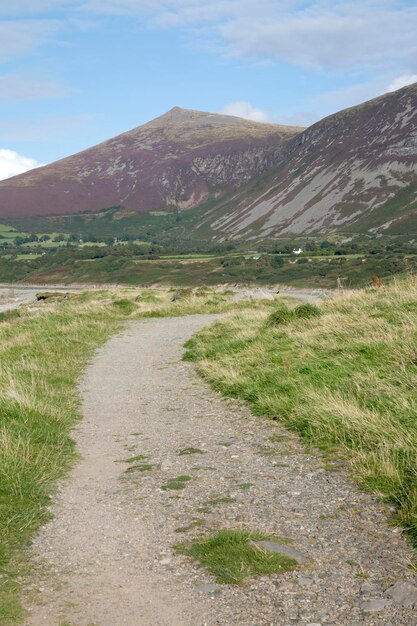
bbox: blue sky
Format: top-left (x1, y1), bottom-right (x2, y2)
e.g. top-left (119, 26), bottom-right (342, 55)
top-left (1, 0), bottom-right (417, 178)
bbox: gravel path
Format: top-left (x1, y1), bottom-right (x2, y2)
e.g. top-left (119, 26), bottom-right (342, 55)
top-left (0, 286), bottom-right (80, 312)
top-left (24, 315), bottom-right (417, 626)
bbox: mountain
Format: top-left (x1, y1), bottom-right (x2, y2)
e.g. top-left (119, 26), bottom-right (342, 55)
top-left (0, 108), bottom-right (301, 218)
top-left (1, 85), bottom-right (416, 239)
top-left (201, 83), bottom-right (417, 239)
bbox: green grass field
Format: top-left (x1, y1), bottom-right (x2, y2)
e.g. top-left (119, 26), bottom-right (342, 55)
top-left (184, 278), bottom-right (417, 546)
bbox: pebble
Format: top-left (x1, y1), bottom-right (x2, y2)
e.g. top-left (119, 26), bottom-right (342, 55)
top-left (254, 540), bottom-right (308, 564)
top-left (360, 598), bottom-right (392, 612)
top-left (197, 584), bottom-right (220, 594)
top-left (385, 580), bottom-right (417, 607)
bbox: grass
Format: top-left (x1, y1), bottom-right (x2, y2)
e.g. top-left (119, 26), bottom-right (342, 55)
top-left (125, 463), bottom-right (153, 472)
top-left (0, 299), bottom-right (121, 624)
top-left (175, 529), bottom-right (297, 584)
top-left (124, 454), bottom-right (147, 463)
top-left (184, 277), bottom-right (417, 546)
top-left (178, 447), bottom-right (205, 456)
top-left (206, 496), bottom-right (236, 506)
top-left (174, 518), bottom-right (205, 533)
top-left (161, 475), bottom-right (193, 491)
top-left (0, 286), bottom-right (266, 624)
top-left (0, 310), bottom-right (20, 324)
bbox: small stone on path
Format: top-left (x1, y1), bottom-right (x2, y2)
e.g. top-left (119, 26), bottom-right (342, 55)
top-left (360, 598), bottom-right (392, 612)
top-left (197, 583), bottom-right (220, 594)
top-left (254, 540), bottom-right (308, 563)
top-left (385, 581), bottom-right (417, 607)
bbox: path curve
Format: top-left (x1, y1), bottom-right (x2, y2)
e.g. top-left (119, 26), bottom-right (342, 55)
top-left (25, 315), bottom-right (417, 625)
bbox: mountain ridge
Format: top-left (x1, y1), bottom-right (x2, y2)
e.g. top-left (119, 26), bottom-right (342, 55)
top-left (202, 83), bottom-right (417, 238)
top-left (0, 107), bottom-right (302, 218)
top-left (0, 86), bottom-right (416, 238)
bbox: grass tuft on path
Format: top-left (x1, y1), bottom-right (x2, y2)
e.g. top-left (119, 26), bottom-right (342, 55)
top-left (184, 277), bottom-right (417, 546)
top-left (161, 475), bottom-right (193, 491)
top-left (175, 529), bottom-right (297, 584)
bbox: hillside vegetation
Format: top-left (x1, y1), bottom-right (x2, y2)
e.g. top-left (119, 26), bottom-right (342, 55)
top-left (1, 232), bottom-right (416, 288)
top-left (185, 278), bottom-right (417, 544)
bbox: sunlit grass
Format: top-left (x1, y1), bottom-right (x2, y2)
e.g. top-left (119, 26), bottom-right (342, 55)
top-left (0, 286), bottom-right (273, 624)
top-left (175, 529), bottom-right (297, 584)
top-left (184, 277), bottom-right (417, 546)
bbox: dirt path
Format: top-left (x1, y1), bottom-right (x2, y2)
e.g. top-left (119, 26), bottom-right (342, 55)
top-left (24, 315), bottom-right (417, 625)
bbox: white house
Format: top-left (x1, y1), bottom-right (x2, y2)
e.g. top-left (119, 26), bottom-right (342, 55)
top-left (293, 247), bottom-right (303, 255)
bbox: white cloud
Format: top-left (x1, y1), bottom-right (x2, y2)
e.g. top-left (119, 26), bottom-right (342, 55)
top-left (3, 2), bottom-right (417, 77)
top-left (79, 1), bottom-right (417, 74)
top-left (219, 100), bottom-right (270, 122)
top-left (219, 3), bottom-right (417, 72)
top-left (0, 1), bottom-right (75, 15)
top-left (312, 73), bottom-right (417, 118)
top-left (0, 19), bottom-right (61, 63)
top-left (273, 112), bottom-right (318, 128)
top-left (387, 73), bottom-right (417, 92)
top-left (0, 115), bottom-right (92, 142)
top-left (0, 73), bottom-right (71, 101)
top-left (0, 149), bottom-right (44, 181)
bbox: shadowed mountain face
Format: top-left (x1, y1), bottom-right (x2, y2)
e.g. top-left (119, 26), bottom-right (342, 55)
top-left (205, 83), bottom-right (417, 238)
top-left (0, 108), bottom-right (301, 218)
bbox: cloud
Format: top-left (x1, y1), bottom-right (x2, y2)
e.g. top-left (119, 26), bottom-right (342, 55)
top-left (0, 73), bottom-right (72, 101)
top-left (219, 100), bottom-right (270, 122)
top-left (219, 2), bottom-right (417, 72)
top-left (77, 2), bottom-right (417, 75)
top-left (0, 1), bottom-right (75, 16)
top-left (273, 112), bottom-right (318, 128)
top-left (0, 115), bottom-right (92, 142)
top-left (0, 19), bottom-right (61, 63)
top-left (0, 149), bottom-right (44, 180)
top-left (387, 73), bottom-right (417, 92)
top-left (220, 101), bottom-right (316, 128)
top-left (312, 71), bottom-right (417, 119)
top-left (3, 2), bottom-right (417, 77)
top-left (312, 80), bottom-right (383, 116)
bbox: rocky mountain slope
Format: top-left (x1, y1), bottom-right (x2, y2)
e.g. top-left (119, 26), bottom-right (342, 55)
top-left (0, 108), bottom-right (301, 218)
top-left (204, 83), bottom-right (417, 238)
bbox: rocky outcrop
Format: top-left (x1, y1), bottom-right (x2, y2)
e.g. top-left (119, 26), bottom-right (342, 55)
top-left (205, 82), bottom-right (417, 238)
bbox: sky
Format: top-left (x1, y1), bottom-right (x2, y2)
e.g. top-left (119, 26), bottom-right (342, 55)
top-left (1, 0), bottom-right (417, 179)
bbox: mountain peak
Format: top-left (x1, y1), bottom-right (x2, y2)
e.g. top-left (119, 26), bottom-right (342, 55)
top-left (145, 106), bottom-right (209, 128)
top-left (0, 103), bottom-right (299, 218)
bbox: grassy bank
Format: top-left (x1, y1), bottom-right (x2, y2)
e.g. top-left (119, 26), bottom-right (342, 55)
top-left (184, 278), bottom-right (417, 546)
top-left (0, 287), bottom-right (270, 624)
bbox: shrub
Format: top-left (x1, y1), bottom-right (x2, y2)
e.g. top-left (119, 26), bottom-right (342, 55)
top-left (294, 303), bottom-right (321, 319)
top-left (265, 305), bottom-right (295, 326)
top-left (0, 309), bottom-right (20, 323)
top-left (112, 299), bottom-right (136, 315)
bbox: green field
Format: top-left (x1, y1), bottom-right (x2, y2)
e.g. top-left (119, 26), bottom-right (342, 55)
top-left (1, 212), bottom-right (417, 289)
top-left (0, 246), bottom-right (415, 288)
